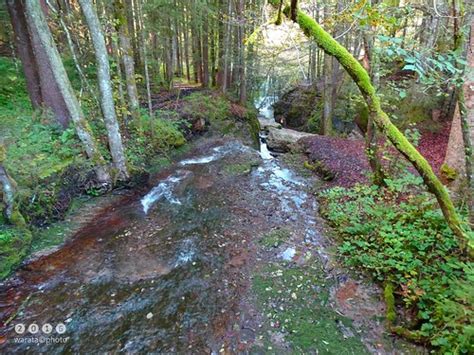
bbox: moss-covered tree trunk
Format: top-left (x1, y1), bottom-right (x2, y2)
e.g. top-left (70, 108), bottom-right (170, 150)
top-left (284, 5), bottom-right (471, 252)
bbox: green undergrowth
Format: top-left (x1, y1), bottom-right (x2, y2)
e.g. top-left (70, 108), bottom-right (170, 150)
top-left (0, 223), bottom-right (32, 279)
top-left (319, 173), bottom-right (474, 353)
top-left (126, 111), bottom-right (187, 172)
top-left (182, 92), bottom-right (260, 145)
top-left (252, 260), bottom-right (367, 353)
top-left (182, 92), bottom-right (231, 121)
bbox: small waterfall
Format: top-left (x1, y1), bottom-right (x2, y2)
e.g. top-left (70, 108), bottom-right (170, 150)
top-left (179, 146), bottom-right (223, 166)
top-left (256, 75), bottom-right (278, 160)
top-left (259, 132), bottom-right (273, 160)
top-left (141, 170), bottom-right (192, 214)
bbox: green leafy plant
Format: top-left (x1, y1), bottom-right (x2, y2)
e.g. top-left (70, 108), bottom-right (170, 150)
top-left (320, 174), bottom-right (473, 353)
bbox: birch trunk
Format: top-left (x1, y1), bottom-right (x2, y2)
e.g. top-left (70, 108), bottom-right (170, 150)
top-left (0, 145), bottom-right (25, 227)
top-left (79, 0), bottom-right (129, 182)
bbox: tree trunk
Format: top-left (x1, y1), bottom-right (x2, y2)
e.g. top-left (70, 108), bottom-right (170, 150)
top-left (216, 0), bottom-right (225, 88)
top-left (24, 0), bottom-right (71, 127)
top-left (183, 8), bottom-right (191, 81)
top-left (222, 0), bottom-right (232, 93)
top-left (237, 0), bottom-right (246, 103)
top-left (202, 6), bottom-right (210, 87)
top-left (114, 0), bottom-right (140, 122)
top-left (285, 5), bottom-right (471, 253)
top-left (25, 0), bottom-right (111, 185)
top-left (135, 0), bottom-right (152, 115)
top-left (210, 13), bottom-right (217, 87)
top-left (459, 17), bottom-right (474, 225)
top-left (79, 0), bottom-right (129, 182)
top-left (321, 52), bottom-right (332, 135)
top-left (111, 29), bottom-right (127, 119)
top-left (0, 145), bottom-right (26, 227)
top-left (125, 0), bottom-right (140, 70)
top-left (363, 33), bottom-right (386, 186)
top-left (6, 0), bottom-right (42, 109)
top-left (191, 19), bottom-right (201, 83)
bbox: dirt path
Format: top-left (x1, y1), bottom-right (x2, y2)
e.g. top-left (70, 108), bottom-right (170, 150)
top-left (0, 137), bottom-right (421, 353)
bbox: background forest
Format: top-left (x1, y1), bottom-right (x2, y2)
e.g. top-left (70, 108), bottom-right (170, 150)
top-left (0, 0), bottom-right (473, 353)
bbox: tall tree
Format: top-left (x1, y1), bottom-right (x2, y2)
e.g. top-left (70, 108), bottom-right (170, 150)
top-left (6, 0), bottom-right (42, 109)
top-left (25, 0), bottom-right (111, 185)
top-left (237, 0), bottom-right (246, 103)
top-left (114, 0), bottom-right (140, 122)
top-left (8, 0), bottom-right (71, 127)
top-left (459, 16), bottom-right (474, 225)
top-left (79, 0), bottom-right (130, 182)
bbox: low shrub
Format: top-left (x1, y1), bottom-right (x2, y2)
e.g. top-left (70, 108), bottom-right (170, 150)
top-left (320, 174), bottom-right (473, 353)
top-left (181, 92), bottom-right (231, 121)
top-left (126, 112), bottom-right (186, 170)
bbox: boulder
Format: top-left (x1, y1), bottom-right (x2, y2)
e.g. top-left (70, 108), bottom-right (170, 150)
top-left (273, 85), bottom-right (320, 129)
top-left (266, 127), bottom-right (316, 152)
top-left (258, 116), bottom-right (281, 131)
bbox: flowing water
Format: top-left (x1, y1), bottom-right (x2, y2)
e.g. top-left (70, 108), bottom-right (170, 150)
top-left (0, 134), bottom-right (331, 353)
top-left (0, 98), bottom-right (420, 353)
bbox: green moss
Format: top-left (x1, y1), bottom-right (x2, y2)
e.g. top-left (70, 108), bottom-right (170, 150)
top-left (0, 145), bottom-right (6, 162)
top-left (182, 92), bottom-right (231, 122)
top-left (304, 160), bottom-right (335, 181)
top-left (0, 226), bottom-right (32, 279)
top-left (245, 107), bottom-right (261, 146)
top-left (224, 161), bottom-right (259, 176)
top-left (440, 163), bottom-right (458, 182)
top-left (9, 209), bottom-right (26, 228)
top-left (252, 262), bottom-right (367, 353)
top-left (259, 228), bottom-right (291, 248)
top-left (384, 283), bottom-right (396, 324)
top-left (267, 0), bottom-right (280, 7)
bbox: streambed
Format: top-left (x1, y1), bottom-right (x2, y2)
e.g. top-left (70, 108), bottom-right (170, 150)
top-left (0, 135), bottom-right (419, 353)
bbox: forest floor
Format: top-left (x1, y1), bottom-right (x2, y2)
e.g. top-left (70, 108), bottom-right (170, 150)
top-left (300, 119), bottom-right (451, 187)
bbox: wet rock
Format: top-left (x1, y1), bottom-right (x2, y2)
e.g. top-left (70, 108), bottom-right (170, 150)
top-left (266, 128), bottom-right (316, 153)
top-left (258, 117), bottom-right (281, 131)
top-left (347, 127), bottom-right (365, 141)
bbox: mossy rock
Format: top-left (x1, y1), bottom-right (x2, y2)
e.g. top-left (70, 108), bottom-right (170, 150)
top-left (304, 160), bottom-right (335, 181)
top-left (224, 160), bottom-right (259, 176)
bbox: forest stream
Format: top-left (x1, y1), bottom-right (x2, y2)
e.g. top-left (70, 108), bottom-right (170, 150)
top-left (0, 100), bottom-right (422, 354)
top-left (0, 1), bottom-right (471, 352)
